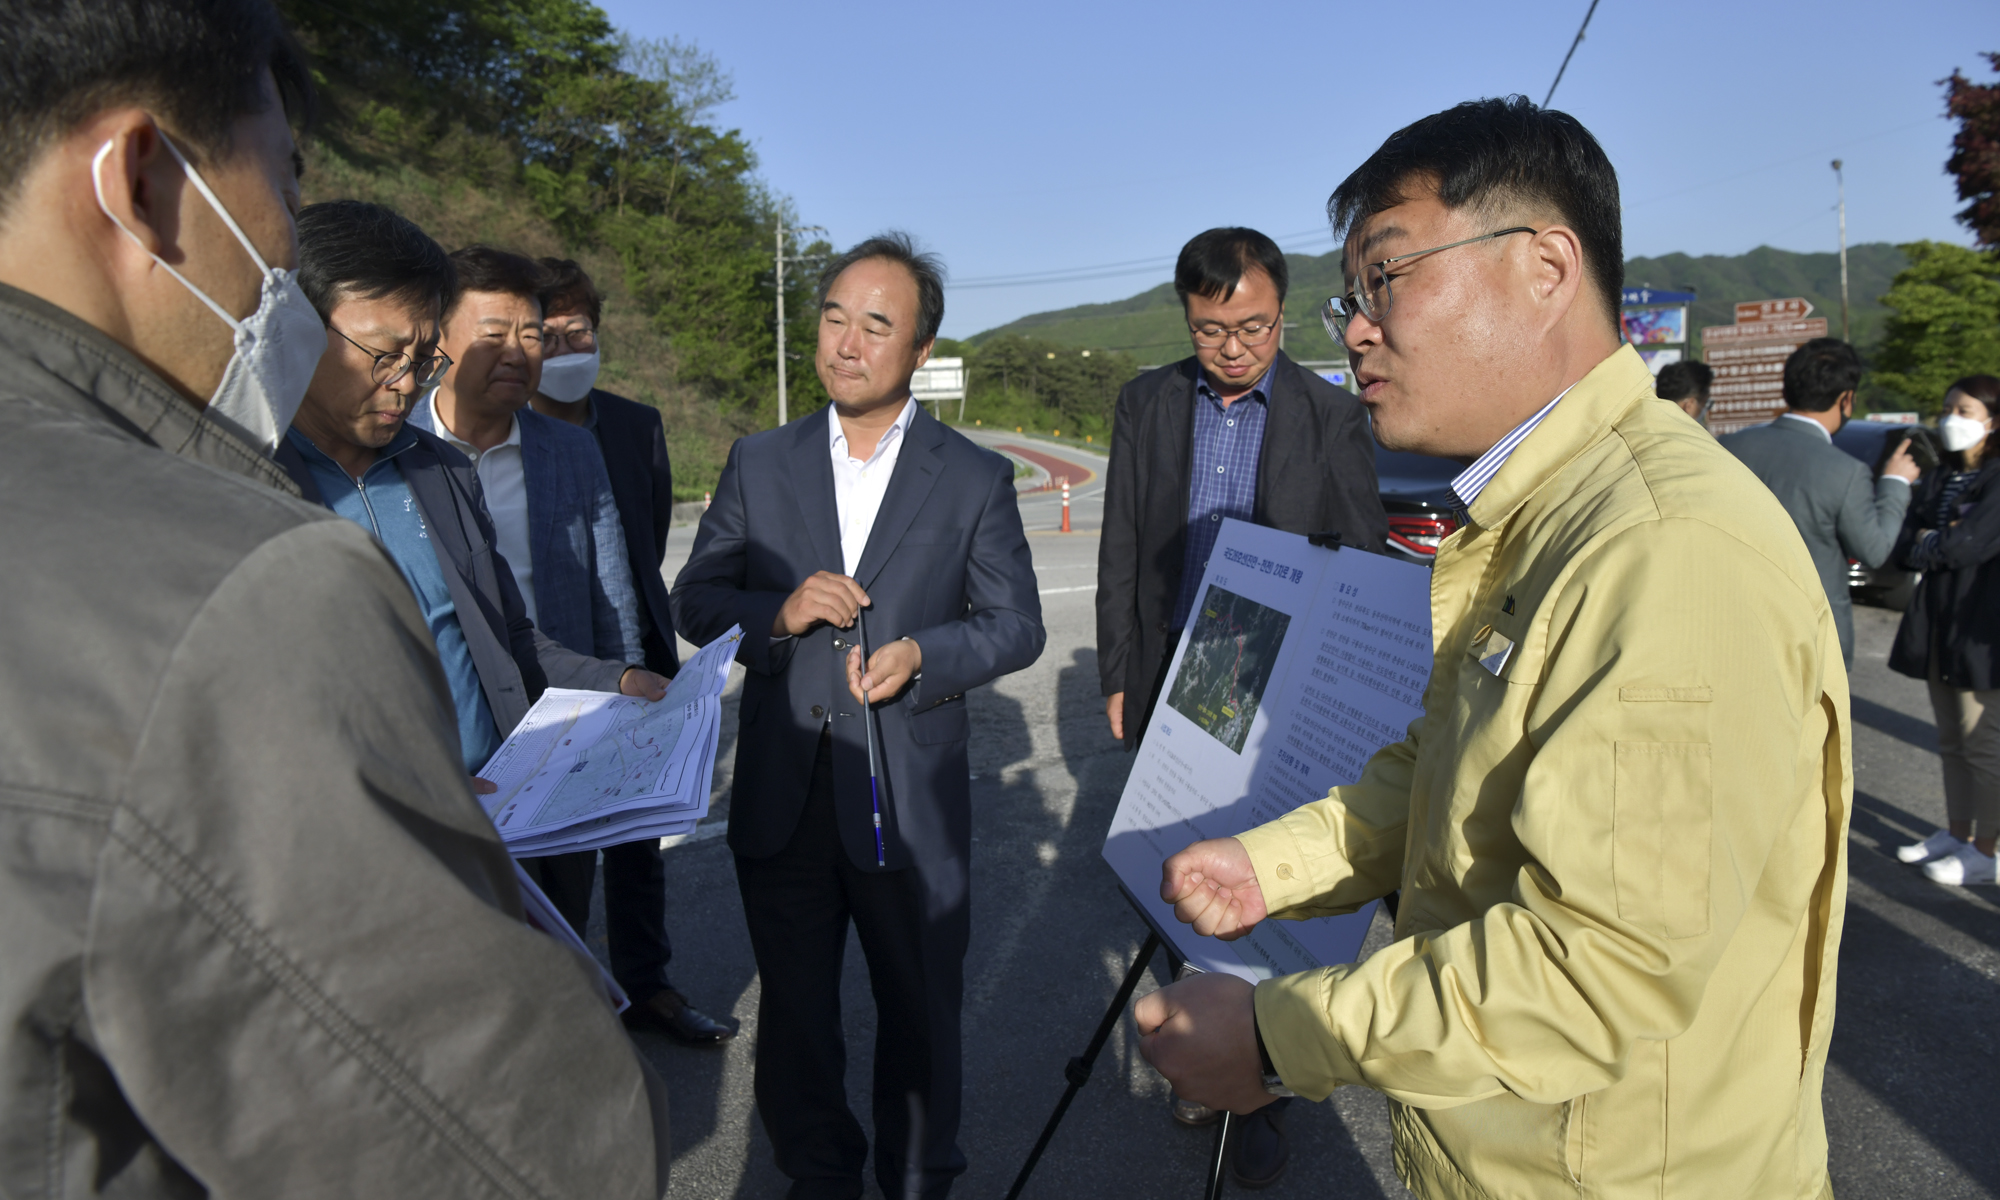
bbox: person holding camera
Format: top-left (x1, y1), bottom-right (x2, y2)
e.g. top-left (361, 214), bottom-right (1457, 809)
top-left (1721, 337), bottom-right (1919, 666)
top-left (1890, 375), bottom-right (2000, 887)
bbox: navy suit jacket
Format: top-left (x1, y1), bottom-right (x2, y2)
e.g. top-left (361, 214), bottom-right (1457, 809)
top-left (671, 402), bottom-right (1045, 882)
top-left (586, 389), bottom-right (679, 675)
top-left (411, 402), bottom-right (642, 663)
top-left (275, 427), bottom-right (626, 735)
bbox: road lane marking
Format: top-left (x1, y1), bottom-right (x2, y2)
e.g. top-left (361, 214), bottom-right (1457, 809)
top-left (1038, 585), bottom-right (1095, 595)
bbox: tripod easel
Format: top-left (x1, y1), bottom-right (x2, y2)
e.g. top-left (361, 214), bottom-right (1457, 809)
top-left (1004, 894), bottom-right (1241, 1200)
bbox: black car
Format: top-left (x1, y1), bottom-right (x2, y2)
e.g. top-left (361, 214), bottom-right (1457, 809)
top-left (1374, 443), bottom-right (1461, 563)
top-left (1832, 418), bottom-right (1936, 611)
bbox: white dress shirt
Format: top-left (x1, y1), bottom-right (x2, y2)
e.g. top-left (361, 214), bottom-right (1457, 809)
top-left (422, 394), bottom-right (536, 624)
top-left (830, 398), bottom-right (916, 576)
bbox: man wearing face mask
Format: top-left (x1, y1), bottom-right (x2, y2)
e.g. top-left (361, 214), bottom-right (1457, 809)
top-left (1723, 337), bottom-right (1920, 666)
top-left (0, 2), bottom-right (670, 1196)
top-left (524, 256), bottom-right (738, 1046)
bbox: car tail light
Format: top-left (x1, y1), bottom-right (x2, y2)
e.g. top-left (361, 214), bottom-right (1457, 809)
top-left (1387, 513), bottom-right (1459, 557)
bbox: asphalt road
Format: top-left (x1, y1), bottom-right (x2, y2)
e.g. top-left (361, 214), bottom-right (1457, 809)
top-left (613, 440), bottom-right (1998, 1199)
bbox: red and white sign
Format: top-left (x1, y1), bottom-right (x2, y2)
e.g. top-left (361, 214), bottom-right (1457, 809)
top-left (1734, 298), bottom-right (1814, 324)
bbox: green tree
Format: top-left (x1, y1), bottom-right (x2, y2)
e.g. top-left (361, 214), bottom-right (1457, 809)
top-left (1871, 241), bottom-right (2000, 412)
top-left (959, 337), bottom-right (1139, 437)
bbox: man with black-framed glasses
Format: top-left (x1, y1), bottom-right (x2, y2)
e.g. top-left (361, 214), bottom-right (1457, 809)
top-left (1094, 225), bottom-right (1384, 1188)
top-left (1137, 99), bottom-right (1852, 1200)
top-left (280, 200), bottom-right (668, 780)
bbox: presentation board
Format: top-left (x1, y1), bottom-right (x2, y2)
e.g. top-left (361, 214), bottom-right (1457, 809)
top-left (1102, 519), bottom-right (1434, 982)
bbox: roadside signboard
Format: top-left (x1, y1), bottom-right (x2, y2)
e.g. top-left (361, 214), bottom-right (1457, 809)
top-left (1701, 299), bottom-right (1826, 434)
top-left (1622, 305), bottom-right (1687, 346)
top-left (1621, 288), bottom-right (1695, 376)
top-left (1735, 298), bottom-right (1814, 324)
top-left (911, 357), bottom-right (966, 402)
top-left (1622, 288), bottom-right (1697, 307)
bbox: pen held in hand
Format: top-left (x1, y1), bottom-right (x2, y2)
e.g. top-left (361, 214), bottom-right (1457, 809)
top-left (858, 607), bottom-right (887, 868)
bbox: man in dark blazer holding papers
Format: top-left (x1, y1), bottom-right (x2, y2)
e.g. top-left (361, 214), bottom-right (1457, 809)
top-left (672, 233), bottom-right (1043, 1200)
top-left (1094, 227), bottom-right (1386, 1187)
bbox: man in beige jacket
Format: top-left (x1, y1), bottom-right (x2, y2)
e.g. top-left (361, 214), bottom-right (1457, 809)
top-left (1135, 97), bottom-right (1848, 1199)
top-left (0, 3), bottom-right (667, 1195)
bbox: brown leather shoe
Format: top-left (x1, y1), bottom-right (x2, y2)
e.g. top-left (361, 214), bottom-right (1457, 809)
top-left (621, 988), bottom-right (738, 1044)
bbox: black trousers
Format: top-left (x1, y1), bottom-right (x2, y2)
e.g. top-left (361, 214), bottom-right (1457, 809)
top-left (735, 733), bottom-right (968, 1200)
top-left (523, 839), bottom-right (674, 999)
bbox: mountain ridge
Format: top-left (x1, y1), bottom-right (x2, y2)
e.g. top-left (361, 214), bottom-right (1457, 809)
top-left (969, 243), bottom-right (1911, 365)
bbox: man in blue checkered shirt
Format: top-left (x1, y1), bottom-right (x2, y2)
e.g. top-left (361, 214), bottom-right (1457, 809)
top-left (1095, 227), bottom-right (1386, 1187)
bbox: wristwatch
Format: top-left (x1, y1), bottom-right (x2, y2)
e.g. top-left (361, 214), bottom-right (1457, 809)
top-left (1253, 1012), bottom-right (1296, 1098)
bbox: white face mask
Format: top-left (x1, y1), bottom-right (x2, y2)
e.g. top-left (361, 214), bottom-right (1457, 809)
top-left (538, 349), bottom-right (601, 404)
top-left (1940, 413), bottom-right (1991, 453)
top-left (93, 134), bottom-right (326, 455)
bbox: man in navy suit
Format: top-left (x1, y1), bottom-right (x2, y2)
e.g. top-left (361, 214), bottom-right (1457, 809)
top-left (527, 258), bottom-right (736, 1045)
top-left (673, 233), bottom-right (1045, 1200)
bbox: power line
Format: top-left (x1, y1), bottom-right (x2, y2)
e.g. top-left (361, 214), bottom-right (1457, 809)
top-left (1543, 0), bottom-right (1601, 108)
top-left (946, 225), bottom-right (1335, 291)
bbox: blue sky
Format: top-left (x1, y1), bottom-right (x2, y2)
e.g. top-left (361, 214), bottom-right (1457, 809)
top-left (596, 0), bottom-right (1999, 339)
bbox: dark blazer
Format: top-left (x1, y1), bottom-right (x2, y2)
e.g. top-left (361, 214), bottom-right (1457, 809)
top-left (670, 402), bottom-right (1045, 878)
top-left (409, 402), bottom-right (641, 663)
top-left (587, 389), bottom-right (680, 676)
top-left (1096, 351), bottom-right (1386, 747)
top-left (1722, 415), bottom-right (1909, 664)
top-left (276, 427), bottom-right (625, 733)
top-left (1890, 461), bottom-right (2000, 690)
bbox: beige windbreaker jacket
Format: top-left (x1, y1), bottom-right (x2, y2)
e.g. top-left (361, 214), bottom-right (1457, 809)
top-left (1238, 345), bottom-right (1848, 1199)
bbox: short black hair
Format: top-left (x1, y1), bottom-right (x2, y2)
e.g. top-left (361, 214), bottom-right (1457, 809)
top-left (297, 200), bottom-right (454, 325)
top-left (1174, 227), bottom-right (1288, 309)
top-left (1655, 359), bottom-right (1714, 405)
top-left (1328, 96), bottom-right (1624, 330)
top-left (0, 0), bottom-right (313, 211)
top-left (1782, 338), bottom-right (1862, 412)
top-left (816, 231), bottom-right (945, 345)
top-left (446, 246), bottom-right (548, 322)
top-left (538, 258), bottom-right (603, 328)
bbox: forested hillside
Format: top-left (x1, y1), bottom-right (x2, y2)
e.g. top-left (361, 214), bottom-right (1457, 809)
top-left (974, 243), bottom-right (1909, 367)
top-left (280, 0), bottom-right (827, 498)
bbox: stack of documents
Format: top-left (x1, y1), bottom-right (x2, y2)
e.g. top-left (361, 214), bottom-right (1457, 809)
top-left (478, 625), bottom-right (742, 855)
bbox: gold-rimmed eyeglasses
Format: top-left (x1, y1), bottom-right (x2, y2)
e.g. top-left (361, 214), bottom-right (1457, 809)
top-left (328, 325), bottom-right (452, 390)
top-left (1320, 226), bottom-right (1537, 349)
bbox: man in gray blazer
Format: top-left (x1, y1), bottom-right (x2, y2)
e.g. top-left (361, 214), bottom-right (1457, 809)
top-left (1722, 338), bottom-right (1918, 664)
top-left (673, 234), bottom-right (1044, 1200)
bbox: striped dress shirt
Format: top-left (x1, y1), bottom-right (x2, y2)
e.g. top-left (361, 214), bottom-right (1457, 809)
top-left (1171, 366), bottom-right (1273, 631)
top-left (1448, 387), bottom-right (1571, 514)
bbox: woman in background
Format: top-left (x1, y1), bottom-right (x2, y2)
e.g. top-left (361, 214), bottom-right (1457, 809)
top-left (1891, 374), bottom-right (2000, 885)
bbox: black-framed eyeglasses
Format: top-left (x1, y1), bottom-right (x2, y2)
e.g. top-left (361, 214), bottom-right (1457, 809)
top-left (1189, 318), bottom-right (1281, 349)
top-left (328, 324), bottom-right (452, 390)
top-left (1320, 227), bottom-right (1537, 349)
top-left (543, 323), bottom-right (598, 354)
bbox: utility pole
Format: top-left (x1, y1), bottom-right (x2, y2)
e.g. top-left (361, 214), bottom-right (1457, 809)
top-left (773, 219), bottom-right (828, 428)
top-left (1831, 160), bottom-right (1850, 343)
top-left (774, 215), bottom-right (787, 428)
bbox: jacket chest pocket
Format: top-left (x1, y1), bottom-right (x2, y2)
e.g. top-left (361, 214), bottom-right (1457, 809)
top-left (1613, 741), bottom-right (1713, 939)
